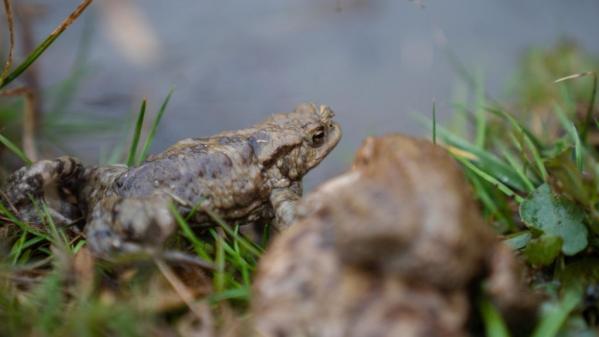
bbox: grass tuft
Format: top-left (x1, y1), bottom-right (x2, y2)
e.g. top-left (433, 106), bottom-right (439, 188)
top-left (137, 88), bottom-right (174, 164)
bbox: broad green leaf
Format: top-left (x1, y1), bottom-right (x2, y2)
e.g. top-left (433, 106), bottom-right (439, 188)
top-left (520, 184), bottom-right (588, 255)
top-left (523, 235), bottom-right (563, 266)
top-left (503, 231), bottom-right (532, 250)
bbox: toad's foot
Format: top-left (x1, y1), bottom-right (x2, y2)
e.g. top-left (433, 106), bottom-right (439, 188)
top-left (85, 194), bottom-right (176, 256)
top-left (3, 156), bottom-right (83, 224)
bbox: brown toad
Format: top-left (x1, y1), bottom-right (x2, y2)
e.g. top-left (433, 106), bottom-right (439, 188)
top-left (3, 103), bottom-right (341, 255)
top-left (252, 134), bottom-right (537, 337)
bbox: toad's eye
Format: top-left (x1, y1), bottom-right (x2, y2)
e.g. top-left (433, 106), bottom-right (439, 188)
top-left (310, 128), bottom-right (326, 147)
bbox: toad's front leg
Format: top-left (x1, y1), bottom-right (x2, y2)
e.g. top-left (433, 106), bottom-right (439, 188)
top-left (85, 194), bottom-right (176, 256)
top-left (269, 183), bottom-right (302, 230)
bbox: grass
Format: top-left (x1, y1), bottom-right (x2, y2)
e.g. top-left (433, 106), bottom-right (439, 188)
top-left (0, 0), bottom-right (93, 90)
top-left (126, 98), bottom-right (147, 167)
top-left (1, 7), bottom-right (599, 336)
top-left (433, 42), bottom-right (599, 337)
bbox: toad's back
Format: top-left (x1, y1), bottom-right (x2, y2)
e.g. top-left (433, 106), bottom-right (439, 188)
top-left (113, 136), bottom-right (269, 218)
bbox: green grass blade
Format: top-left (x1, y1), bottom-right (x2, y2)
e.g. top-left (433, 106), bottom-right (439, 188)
top-left (0, 132), bottom-right (32, 164)
top-left (432, 101), bottom-right (437, 144)
top-left (554, 103), bottom-right (585, 171)
top-left (480, 297), bottom-right (511, 337)
top-left (555, 72), bottom-right (597, 142)
top-left (10, 231), bottom-right (28, 265)
top-left (568, 122), bottom-right (583, 172)
top-left (126, 99), bottom-right (147, 167)
top-left (203, 208), bottom-right (263, 257)
top-left (208, 287), bottom-right (250, 303)
top-left (210, 229), bottom-right (253, 288)
top-left (487, 107), bottom-right (543, 149)
top-left (531, 286), bottom-right (581, 337)
top-left (474, 74), bottom-right (487, 148)
top-left (523, 135), bottom-right (545, 180)
top-left (137, 88), bottom-right (174, 164)
top-left (39, 203), bottom-right (69, 250)
top-left (487, 107), bottom-right (548, 180)
top-left (454, 156), bottom-right (524, 203)
top-left (433, 125), bottom-right (529, 192)
top-left (497, 144), bottom-right (536, 193)
top-left (213, 229), bottom-right (226, 293)
top-left (0, 0), bottom-right (93, 89)
top-left (0, 203), bottom-right (48, 240)
top-left (582, 72), bottom-right (597, 142)
top-left (169, 203), bottom-right (212, 261)
top-left (463, 169), bottom-right (514, 231)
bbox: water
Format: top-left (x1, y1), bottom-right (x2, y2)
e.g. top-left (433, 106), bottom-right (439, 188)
top-left (27, 0), bottom-right (599, 188)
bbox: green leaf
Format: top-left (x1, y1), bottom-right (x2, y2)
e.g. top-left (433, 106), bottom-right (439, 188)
top-left (523, 235), bottom-right (563, 266)
top-left (503, 231), bottom-right (532, 250)
top-left (520, 184), bottom-right (588, 255)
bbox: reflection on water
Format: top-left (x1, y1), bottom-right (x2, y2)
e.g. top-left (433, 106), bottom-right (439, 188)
top-left (29, 0), bottom-right (599, 188)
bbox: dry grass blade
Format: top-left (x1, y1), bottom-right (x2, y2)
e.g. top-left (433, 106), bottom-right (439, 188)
top-left (1, 0), bottom-right (15, 79)
top-left (0, 0), bottom-right (93, 89)
top-left (554, 71), bottom-right (597, 142)
top-left (554, 72), bottom-right (595, 83)
top-left (154, 257), bottom-right (213, 325)
top-left (0, 85), bottom-right (29, 97)
top-left (22, 89), bottom-right (37, 160)
top-left (48, 0), bottom-right (93, 41)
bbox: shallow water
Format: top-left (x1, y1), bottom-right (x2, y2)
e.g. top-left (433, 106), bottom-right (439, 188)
top-left (29, 0), bottom-right (599, 188)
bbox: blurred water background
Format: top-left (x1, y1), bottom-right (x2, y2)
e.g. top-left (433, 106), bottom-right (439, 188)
top-left (24, 0), bottom-right (599, 188)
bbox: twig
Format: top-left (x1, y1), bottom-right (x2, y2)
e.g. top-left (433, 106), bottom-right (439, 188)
top-left (22, 89), bottom-right (37, 160)
top-left (1, 0), bottom-right (15, 79)
top-left (154, 257), bottom-right (214, 326)
top-left (0, 85), bottom-right (29, 96)
top-left (15, 4), bottom-right (44, 161)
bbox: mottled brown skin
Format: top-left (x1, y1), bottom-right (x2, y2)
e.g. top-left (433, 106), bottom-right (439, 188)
top-left (3, 103), bottom-right (341, 255)
top-left (252, 134), bottom-right (537, 337)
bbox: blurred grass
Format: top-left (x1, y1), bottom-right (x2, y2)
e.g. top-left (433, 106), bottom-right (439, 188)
top-left (434, 41), bottom-right (599, 337)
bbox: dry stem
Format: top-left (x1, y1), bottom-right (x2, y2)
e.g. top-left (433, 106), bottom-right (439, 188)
top-left (155, 257), bottom-right (214, 328)
top-left (1, 0), bottom-right (15, 79)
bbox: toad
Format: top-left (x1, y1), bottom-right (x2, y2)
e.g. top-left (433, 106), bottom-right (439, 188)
top-left (3, 103), bottom-right (341, 256)
top-left (252, 134), bottom-right (537, 337)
